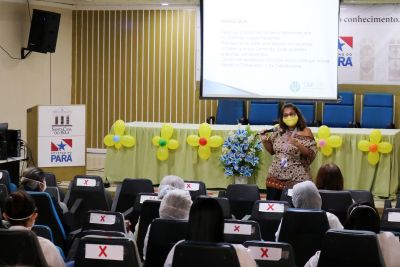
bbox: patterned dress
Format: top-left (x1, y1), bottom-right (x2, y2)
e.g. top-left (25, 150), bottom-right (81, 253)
top-left (266, 129), bottom-right (317, 190)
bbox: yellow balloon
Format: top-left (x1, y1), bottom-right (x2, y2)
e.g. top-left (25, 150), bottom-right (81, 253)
top-left (367, 151), bottom-right (380, 165)
top-left (161, 124), bottom-right (174, 140)
top-left (167, 139), bottom-right (179, 150)
top-left (104, 134), bottom-right (115, 147)
top-left (187, 135), bottom-right (200, 146)
top-left (369, 129), bottom-right (382, 144)
top-left (378, 142), bottom-right (392, 154)
top-left (115, 142), bottom-right (122, 150)
top-left (113, 120), bottom-right (126, 136)
top-left (321, 146), bottom-right (333, 156)
top-left (358, 140), bottom-right (370, 152)
top-left (208, 136), bottom-right (223, 148)
top-left (121, 135), bottom-right (136, 148)
top-left (318, 125), bottom-right (330, 139)
top-left (199, 123), bottom-right (212, 138)
top-left (157, 147), bottom-right (169, 161)
top-left (327, 135), bottom-right (342, 148)
top-left (198, 145), bottom-right (211, 160)
top-left (152, 136), bottom-right (161, 146)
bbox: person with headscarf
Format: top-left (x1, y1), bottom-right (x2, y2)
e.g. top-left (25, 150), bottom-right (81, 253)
top-left (143, 189), bottom-right (192, 259)
top-left (275, 181), bottom-right (343, 241)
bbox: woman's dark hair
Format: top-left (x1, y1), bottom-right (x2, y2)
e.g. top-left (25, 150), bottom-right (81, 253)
top-left (4, 190), bottom-right (37, 226)
top-left (344, 202), bottom-right (380, 234)
top-left (187, 197), bottom-right (224, 242)
top-left (20, 167), bottom-right (45, 191)
top-left (316, 163), bottom-right (344, 191)
top-left (278, 103), bottom-right (307, 132)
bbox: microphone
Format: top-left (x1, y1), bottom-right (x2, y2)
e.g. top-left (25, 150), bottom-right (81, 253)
top-left (258, 125), bottom-right (279, 135)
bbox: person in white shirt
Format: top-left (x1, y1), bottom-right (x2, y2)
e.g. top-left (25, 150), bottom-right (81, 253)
top-left (305, 202), bottom-right (400, 267)
top-left (164, 197), bottom-right (257, 267)
top-left (275, 180), bottom-right (343, 241)
top-left (3, 190), bottom-right (66, 267)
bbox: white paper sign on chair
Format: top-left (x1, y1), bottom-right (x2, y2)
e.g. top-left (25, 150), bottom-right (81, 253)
top-left (76, 178), bottom-right (96, 187)
top-left (259, 203), bottom-right (284, 213)
top-left (89, 213), bottom-right (116, 225)
top-left (184, 182), bottom-right (200, 191)
top-left (248, 246), bottom-right (282, 261)
top-left (388, 212), bottom-right (400, 222)
top-left (85, 244), bottom-right (124, 261)
top-left (224, 223), bottom-right (252, 235)
top-left (139, 195), bottom-right (158, 204)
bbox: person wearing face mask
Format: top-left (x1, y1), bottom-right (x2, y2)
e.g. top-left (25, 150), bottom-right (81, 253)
top-left (260, 103), bottom-right (317, 200)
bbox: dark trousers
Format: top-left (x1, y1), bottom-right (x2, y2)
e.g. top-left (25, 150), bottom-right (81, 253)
top-left (266, 187), bottom-right (282, 200)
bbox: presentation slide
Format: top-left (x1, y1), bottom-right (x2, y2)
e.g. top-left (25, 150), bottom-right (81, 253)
top-left (201, 0), bottom-right (339, 100)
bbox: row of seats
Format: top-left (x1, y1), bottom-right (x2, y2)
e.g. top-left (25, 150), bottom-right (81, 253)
top-left (216, 92), bottom-right (395, 128)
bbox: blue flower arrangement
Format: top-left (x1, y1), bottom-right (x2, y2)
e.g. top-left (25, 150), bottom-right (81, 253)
top-left (220, 126), bottom-right (263, 177)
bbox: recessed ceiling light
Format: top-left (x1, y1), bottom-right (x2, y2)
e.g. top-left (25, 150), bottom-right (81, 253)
top-left (161, 3), bottom-right (169, 6)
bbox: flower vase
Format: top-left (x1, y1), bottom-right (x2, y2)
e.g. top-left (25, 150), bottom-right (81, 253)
top-left (234, 175), bottom-right (248, 184)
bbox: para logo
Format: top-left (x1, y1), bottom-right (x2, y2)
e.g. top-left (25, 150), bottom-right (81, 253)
top-left (338, 36), bottom-right (353, 67)
top-left (50, 139), bottom-right (73, 163)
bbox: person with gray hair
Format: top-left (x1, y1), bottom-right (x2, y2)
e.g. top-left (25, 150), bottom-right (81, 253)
top-left (275, 181), bottom-right (343, 241)
top-left (143, 189), bottom-right (192, 259)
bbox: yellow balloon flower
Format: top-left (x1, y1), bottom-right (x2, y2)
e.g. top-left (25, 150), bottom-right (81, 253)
top-left (103, 120), bottom-right (136, 149)
top-left (187, 123), bottom-right (223, 160)
top-left (315, 125), bottom-right (343, 156)
top-left (358, 129), bottom-right (392, 165)
top-left (152, 124), bottom-right (179, 161)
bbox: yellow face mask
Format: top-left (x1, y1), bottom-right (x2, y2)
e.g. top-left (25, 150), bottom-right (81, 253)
top-left (283, 115), bottom-right (298, 127)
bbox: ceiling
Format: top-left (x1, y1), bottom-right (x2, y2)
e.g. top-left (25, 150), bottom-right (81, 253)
top-left (33, 0), bottom-right (199, 7)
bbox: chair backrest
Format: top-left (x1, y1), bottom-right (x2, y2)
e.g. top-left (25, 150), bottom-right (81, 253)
top-left (28, 192), bottom-right (66, 249)
top-left (319, 190), bottom-right (353, 224)
top-left (278, 208), bottom-right (329, 267)
top-left (0, 183), bottom-right (8, 210)
top-left (111, 178), bottom-right (154, 213)
top-left (216, 99), bottom-right (245, 125)
top-left (172, 241), bottom-right (241, 267)
top-left (0, 229), bottom-right (49, 267)
top-left (244, 240), bottom-right (295, 267)
top-left (45, 186), bottom-right (61, 202)
top-left (250, 200), bottom-right (290, 241)
top-left (279, 188), bottom-right (294, 207)
top-left (291, 102), bottom-right (316, 126)
top-left (145, 219), bottom-right (189, 267)
top-left (223, 219), bottom-right (261, 244)
top-left (361, 93), bottom-right (394, 128)
top-left (82, 210), bottom-right (126, 234)
top-left (32, 224), bottom-right (54, 243)
top-left (322, 92), bottom-right (355, 127)
top-left (74, 235), bottom-right (141, 267)
top-left (317, 229), bottom-right (385, 267)
top-left (43, 172), bottom-right (57, 186)
top-left (137, 199), bottom-right (161, 259)
top-left (0, 169), bottom-right (12, 192)
top-left (197, 195), bottom-right (231, 219)
top-left (226, 184), bottom-right (260, 219)
top-left (184, 181), bottom-right (207, 200)
top-left (349, 190), bottom-right (375, 207)
top-left (380, 208), bottom-right (400, 232)
top-left (248, 101), bottom-right (280, 125)
top-left (64, 175), bottom-right (110, 228)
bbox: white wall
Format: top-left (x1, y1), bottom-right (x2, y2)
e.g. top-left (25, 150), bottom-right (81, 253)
top-left (0, 2), bottom-right (72, 141)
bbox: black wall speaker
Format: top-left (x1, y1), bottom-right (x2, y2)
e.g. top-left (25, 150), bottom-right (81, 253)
top-left (27, 9), bottom-right (61, 54)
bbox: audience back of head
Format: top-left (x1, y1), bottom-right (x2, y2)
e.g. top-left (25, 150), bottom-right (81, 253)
top-left (159, 189), bottom-right (192, 220)
top-left (158, 175), bottom-right (185, 199)
top-left (316, 163), bottom-right (344, 191)
top-left (292, 181), bottom-right (322, 209)
top-left (344, 202), bottom-right (380, 233)
top-left (3, 190), bottom-right (37, 227)
top-left (19, 167), bottom-right (47, 192)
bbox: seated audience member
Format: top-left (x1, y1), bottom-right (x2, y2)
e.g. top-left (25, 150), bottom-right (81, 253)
top-left (275, 180), bottom-right (343, 241)
top-left (3, 191), bottom-right (66, 267)
top-left (164, 197), bottom-right (257, 267)
top-left (315, 163), bottom-right (344, 190)
top-left (133, 174), bottom-right (185, 240)
top-left (305, 202), bottom-right (400, 267)
top-left (143, 189), bottom-right (192, 259)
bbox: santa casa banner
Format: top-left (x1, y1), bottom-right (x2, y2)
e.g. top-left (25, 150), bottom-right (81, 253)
top-left (339, 5), bottom-right (400, 84)
top-left (37, 105), bottom-right (86, 167)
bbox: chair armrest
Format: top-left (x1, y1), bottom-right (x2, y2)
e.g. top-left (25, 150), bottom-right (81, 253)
top-left (70, 198), bottom-right (83, 214)
top-left (123, 207), bottom-right (134, 217)
top-left (218, 190), bottom-right (226, 198)
top-left (241, 214), bottom-right (251, 221)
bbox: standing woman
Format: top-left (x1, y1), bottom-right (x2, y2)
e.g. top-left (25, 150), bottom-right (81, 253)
top-left (261, 103), bottom-right (317, 200)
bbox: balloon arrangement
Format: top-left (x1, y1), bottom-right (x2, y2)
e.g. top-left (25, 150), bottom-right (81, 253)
top-left (358, 129), bottom-right (392, 165)
top-left (187, 123), bottom-right (223, 160)
top-left (315, 125), bottom-right (342, 156)
top-left (152, 124), bottom-right (179, 161)
top-left (103, 120), bottom-right (136, 149)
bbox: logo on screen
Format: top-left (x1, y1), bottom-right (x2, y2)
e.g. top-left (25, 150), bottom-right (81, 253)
top-left (52, 107), bottom-right (72, 135)
top-left (338, 36), bottom-right (353, 67)
top-left (50, 139), bottom-right (73, 162)
top-left (289, 81), bottom-right (301, 92)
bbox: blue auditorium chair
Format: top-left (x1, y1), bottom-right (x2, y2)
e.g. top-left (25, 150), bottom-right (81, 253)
top-left (0, 169), bottom-right (17, 193)
top-left (323, 92), bottom-right (355, 127)
top-left (291, 102), bottom-right (317, 126)
top-left (248, 101), bottom-right (280, 125)
top-left (361, 93), bottom-right (394, 128)
top-left (216, 99), bottom-right (245, 124)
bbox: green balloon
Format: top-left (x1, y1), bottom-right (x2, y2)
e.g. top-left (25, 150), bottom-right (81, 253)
top-left (159, 138), bottom-right (167, 147)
